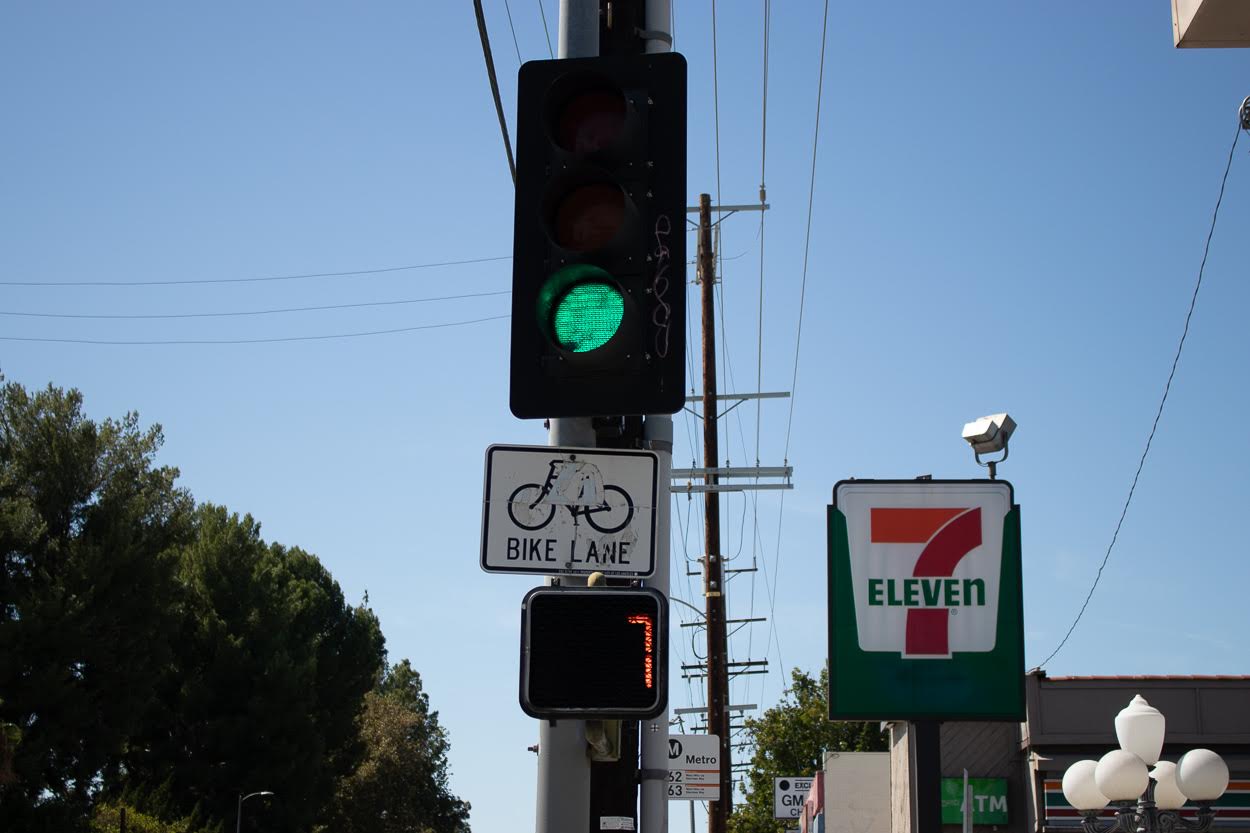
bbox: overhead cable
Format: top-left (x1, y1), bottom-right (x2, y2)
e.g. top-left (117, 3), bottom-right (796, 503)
top-left (536, 0), bottom-right (554, 58)
top-left (474, 0), bottom-right (517, 184)
top-left (762, 0), bottom-right (831, 707)
top-left (501, 0), bottom-right (524, 64)
top-left (0, 314), bottom-right (509, 345)
top-left (1, 255), bottom-right (511, 288)
top-left (0, 289), bottom-right (510, 320)
top-left (1034, 110), bottom-right (1245, 670)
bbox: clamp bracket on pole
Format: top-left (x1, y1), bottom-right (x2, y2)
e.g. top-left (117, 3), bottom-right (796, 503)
top-left (636, 27), bottom-right (673, 46)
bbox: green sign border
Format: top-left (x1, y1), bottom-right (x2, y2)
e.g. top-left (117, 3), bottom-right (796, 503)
top-left (827, 480), bottom-right (1025, 721)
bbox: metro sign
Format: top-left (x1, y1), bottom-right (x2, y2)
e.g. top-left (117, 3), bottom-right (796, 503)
top-left (827, 480), bottom-right (1024, 721)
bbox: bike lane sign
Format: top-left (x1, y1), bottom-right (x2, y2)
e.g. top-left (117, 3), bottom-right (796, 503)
top-left (481, 444), bottom-right (659, 577)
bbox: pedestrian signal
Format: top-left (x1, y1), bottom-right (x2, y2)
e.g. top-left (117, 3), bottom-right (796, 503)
top-left (520, 586), bottom-right (667, 719)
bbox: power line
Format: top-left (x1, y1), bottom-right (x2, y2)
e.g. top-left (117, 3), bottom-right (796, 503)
top-left (536, 0), bottom-right (554, 58)
top-left (474, 0), bottom-right (517, 184)
top-left (1, 255), bottom-right (511, 288)
top-left (0, 314), bottom-right (509, 345)
top-left (710, 0), bottom-right (723, 205)
top-left (761, 0), bottom-right (830, 708)
top-left (747, 0), bottom-right (772, 688)
top-left (781, 0), bottom-right (829, 460)
top-left (0, 289), bottom-right (510, 320)
top-left (758, 0), bottom-right (771, 196)
top-left (501, 0), bottom-right (524, 64)
top-left (1034, 113), bottom-right (1245, 671)
top-left (754, 0), bottom-right (771, 467)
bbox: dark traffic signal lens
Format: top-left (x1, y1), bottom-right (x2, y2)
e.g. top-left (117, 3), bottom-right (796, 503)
top-left (552, 183), bottom-right (625, 251)
top-left (554, 89), bottom-right (626, 153)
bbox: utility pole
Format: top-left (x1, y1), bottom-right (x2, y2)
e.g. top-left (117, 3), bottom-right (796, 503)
top-left (673, 196), bottom-right (781, 814)
top-left (697, 192), bottom-right (732, 833)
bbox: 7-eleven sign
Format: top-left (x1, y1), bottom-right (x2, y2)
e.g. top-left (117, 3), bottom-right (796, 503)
top-left (828, 480), bottom-right (1024, 721)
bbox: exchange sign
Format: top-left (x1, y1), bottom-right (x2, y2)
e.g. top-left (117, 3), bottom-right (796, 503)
top-left (774, 777), bottom-right (815, 820)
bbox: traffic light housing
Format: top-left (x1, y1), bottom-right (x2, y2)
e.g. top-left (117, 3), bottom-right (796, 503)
top-left (519, 586), bottom-right (668, 719)
top-left (509, 53), bottom-right (687, 419)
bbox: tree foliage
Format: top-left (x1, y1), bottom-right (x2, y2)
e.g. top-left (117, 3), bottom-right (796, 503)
top-left (318, 660), bottom-right (471, 833)
top-left (90, 800), bottom-right (214, 833)
top-left (0, 379), bottom-right (465, 832)
top-left (0, 701), bottom-right (20, 786)
top-left (728, 667), bottom-right (887, 833)
top-left (121, 504), bottom-right (387, 832)
top-left (0, 380), bottom-right (193, 831)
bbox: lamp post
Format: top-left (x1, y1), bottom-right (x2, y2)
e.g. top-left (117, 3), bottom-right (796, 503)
top-left (1062, 696), bottom-right (1229, 833)
top-left (236, 790), bottom-right (274, 833)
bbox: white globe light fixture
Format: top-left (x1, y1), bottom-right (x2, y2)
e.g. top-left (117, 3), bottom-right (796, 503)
top-left (1095, 750), bottom-right (1150, 801)
top-left (1061, 695), bottom-right (1228, 833)
top-left (1151, 762), bottom-right (1187, 811)
top-left (1176, 750), bottom-right (1230, 802)
top-left (1116, 695), bottom-right (1166, 765)
top-left (1063, 760), bottom-right (1110, 812)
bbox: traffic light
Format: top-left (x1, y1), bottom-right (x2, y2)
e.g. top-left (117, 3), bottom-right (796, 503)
top-left (509, 53), bottom-right (687, 419)
top-left (519, 586), bottom-right (668, 719)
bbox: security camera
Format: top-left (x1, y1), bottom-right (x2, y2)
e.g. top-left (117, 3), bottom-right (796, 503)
top-left (961, 413), bottom-right (1016, 455)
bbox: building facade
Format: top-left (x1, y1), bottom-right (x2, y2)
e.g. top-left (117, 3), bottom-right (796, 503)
top-left (866, 672), bottom-right (1249, 833)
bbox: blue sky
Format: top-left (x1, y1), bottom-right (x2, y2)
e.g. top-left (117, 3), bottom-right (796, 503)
top-left (2, 3), bottom-right (1247, 832)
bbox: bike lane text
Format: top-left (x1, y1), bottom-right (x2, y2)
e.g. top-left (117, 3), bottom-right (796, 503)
top-left (506, 536), bottom-right (634, 566)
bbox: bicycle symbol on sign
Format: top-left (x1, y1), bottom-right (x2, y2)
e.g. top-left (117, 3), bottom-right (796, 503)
top-left (507, 456), bottom-right (635, 534)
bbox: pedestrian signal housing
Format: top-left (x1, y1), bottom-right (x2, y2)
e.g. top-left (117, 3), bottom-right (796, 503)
top-left (519, 586), bottom-right (668, 719)
top-left (509, 53), bottom-right (687, 419)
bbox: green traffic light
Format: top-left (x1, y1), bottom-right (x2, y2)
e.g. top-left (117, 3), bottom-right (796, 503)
top-left (541, 265), bottom-right (624, 353)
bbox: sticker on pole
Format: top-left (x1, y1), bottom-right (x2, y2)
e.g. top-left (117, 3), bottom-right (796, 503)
top-left (667, 734), bottom-right (720, 801)
top-left (481, 444), bottom-right (659, 576)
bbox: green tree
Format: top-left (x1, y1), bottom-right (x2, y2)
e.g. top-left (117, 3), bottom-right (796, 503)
top-left (0, 381), bottom-right (193, 831)
top-left (728, 667), bottom-right (887, 833)
top-left (90, 800), bottom-right (213, 833)
top-left (318, 660), bottom-right (470, 833)
top-left (0, 702), bottom-right (20, 786)
top-left (121, 504), bottom-right (386, 833)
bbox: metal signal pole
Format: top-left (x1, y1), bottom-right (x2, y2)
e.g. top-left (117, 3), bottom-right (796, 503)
top-left (639, 1), bottom-right (674, 831)
top-left (697, 193), bottom-right (732, 833)
top-left (534, 4), bottom-right (598, 833)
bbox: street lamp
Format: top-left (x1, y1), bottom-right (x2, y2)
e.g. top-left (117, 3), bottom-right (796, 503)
top-left (1061, 695), bottom-right (1229, 833)
top-left (236, 790), bottom-right (274, 833)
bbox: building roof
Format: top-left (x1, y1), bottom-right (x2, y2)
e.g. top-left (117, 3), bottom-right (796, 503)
top-left (1047, 675), bottom-right (1250, 681)
top-left (1024, 673), bottom-right (1250, 749)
